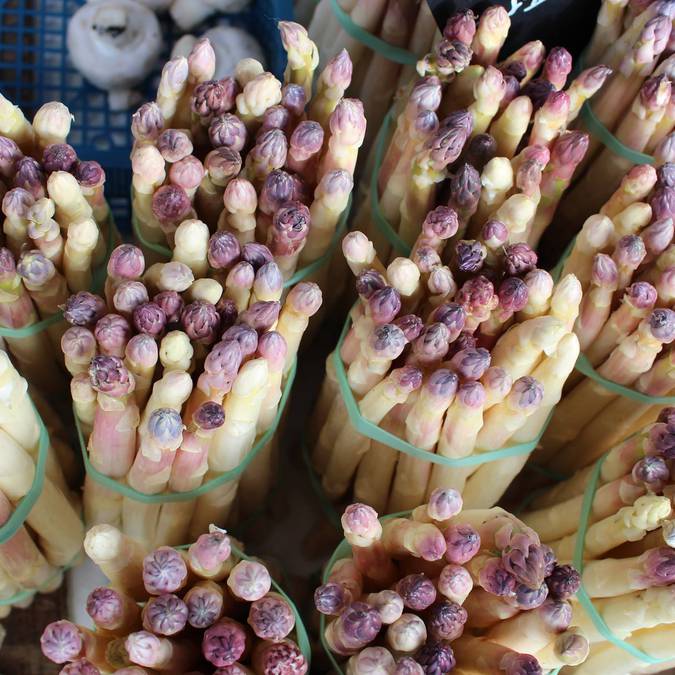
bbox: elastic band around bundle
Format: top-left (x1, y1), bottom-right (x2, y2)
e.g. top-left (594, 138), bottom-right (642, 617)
top-left (580, 101), bottom-right (655, 166)
top-left (77, 358), bottom-right (296, 504)
top-left (0, 210), bottom-right (116, 339)
top-left (333, 310), bottom-right (550, 467)
top-left (370, 109), bottom-right (413, 256)
top-left (573, 452), bottom-right (671, 665)
top-left (328, 0), bottom-right (418, 65)
top-left (132, 195), bottom-right (351, 289)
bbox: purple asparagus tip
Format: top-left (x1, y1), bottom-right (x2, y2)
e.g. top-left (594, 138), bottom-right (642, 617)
top-left (131, 101), bottom-right (164, 142)
top-left (94, 313), bottom-right (132, 355)
top-left (466, 133), bottom-right (497, 172)
top-left (281, 83), bottom-right (307, 118)
top-left (415, 641), bottom-right (456, 674)
top-left (181, 300), bottom-right (221, 345)
top-left (498, 277), bottom-right (530, 312)
top-left (248, 594), bottom-right (296, 641)
top-left (394, 314), bottom-right (424, 342)
top-left (443, 524), bottom-right (481, 564)
top-left (209, 113), bottom-right (247, 152)
top-left (147, 408), bottom-right (183, 446)
top-left (632, 455), bottom-right (670, 487)
top-left (63, 291), bottom-right (107, 326)
top-left (241, 242), bottom-right (274, 271)
top-left (86, 587), bottom-right (124, 629)
top-left (479, 557), bottom-right (518, 596)
top-left (73, 160), bottom-right (106, 189)
top-left (443, 9), bottom-right (476, 45)
top-left (42, 143), bottom-right (77, 173)
top-left (423, 205), bottom-right (460, 241)
top-left (221, 325), bottom-right (258, 359)
top-left (107, 244), bottom-right (145, 280)
top-left (59, 659), bottom-right (101, 675)
top-left (355, 269), bottom-right (387, 299)
top-left (192, 78), bottom-right (237, 122)
top-left (132, 302), bottom-right (167, 338)
top-left (202, 618), bottom-right (248, 667)
top-left (153, 290), bottom-right (185, 325)
top-left (193, 402), bottom-right (225, 430)
top-left (157, 128), bottom-right (193, 163)
top-left (649, 308), bottom-right (675, 343)
top-left (259, 170), bottom-right (296, 215)
top-left (237, 300), bottom-right (281, 334)
top-left (314, 583), bottom-right (350, 615)
top-left (427, 599), bottom-right (468, 641)
top-left (396, 574), bottom-right (437, 611)
top-left (546, 564), bottom-right (581, 601)
top-left (521, 78), bottom-right (555, 110)
top-left (504, 243), bottom-right (538, 276)
top-left (40, 621), bottom-right (83, 664)
top-left (143, 547), bottom-right (188, 595)
top-left (450, 348), bottom-right (491, 380)
top-left (14, 156), bottom-right (45, 196)
top-left (142, 593), bottom-right (188, 636)
top-left (186, 585), bottom-right (224, 629)
top-left (151, 184), bottom-right (192, 225)
top-left (89, 355), bottom-right (135, 397)
top-left (500, 652), bottom-right (543, 675)
top-left (430, 303), bottom-right (467, 340)
top-left (369, 287), bottom-right (402, 324)
top-left (208, 231), bottom-right (241, 270)
top-left (640, 546), bottom-right (675, 586)
top-left (514, 582), bottom-right (549, 609)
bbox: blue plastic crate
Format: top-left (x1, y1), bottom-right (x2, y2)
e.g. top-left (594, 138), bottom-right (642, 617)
top-left (0, 0), bottom-right (292, 230)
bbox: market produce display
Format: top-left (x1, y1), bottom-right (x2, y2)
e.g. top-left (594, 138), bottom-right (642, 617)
top-left (131, 24), bottom-right (359, 287)
top-left (521, 409), bottom-right (675, 674)
top-left (538, 159), bottom-right (675, 474)
top-left (40, 525), bottom-right (309, 673)
top-left (0, 96), bottom-right (119, 398)
top-left (310, 225), bottom-right (581, 512)
top-left (63, 237), bottom-right (321, 548)
top-left (316, 492), bottom-right (588, 674)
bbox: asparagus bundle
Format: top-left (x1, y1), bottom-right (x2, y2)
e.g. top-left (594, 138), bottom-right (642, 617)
top-left (356, 3), bottom-right (609, 258)
top-left (63, 240), bottom-right (322, 549)
top-left (131, 23), bottom-right (359, 292)
top-left (0, 97), bottom-right (118, 396)
top-left (537, 160), bottom-right (675, 475)
top-left (41, 524), bottom-right (309, 674)
top-left (0, 350), bottom-right (84, 619)
top-left (552, 0), bottom-right (675, 237)
top-left (307, 0), bottom-right (439, 151)
top-left (520, 409), bottom-right (675, 674)
top-left (310, 224), bottom-right (581, 513)
top-left (316, 494), bottom-right (587, 674)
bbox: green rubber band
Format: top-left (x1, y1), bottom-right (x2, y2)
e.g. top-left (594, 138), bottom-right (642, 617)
top-left (0, 400), bottom-right (48, 544)
top-left (580, 101), bottom-right (655, 166)
top-left (573, 453), bottom-right (671, 665)
top-left (328, 0), bottom-right (417, 65)
top-left (370, 109), bottom-right (412, 256)
top-left (78, 359), bottom-right (297, 504)
top-left (132, 196), bottom-right (351, 289)
top-left (0, 211), bottom-right (116, 339)
top-left (575, 352), bottom-right (675, 405)
top-left (333, 309), bottom-right (550, 467)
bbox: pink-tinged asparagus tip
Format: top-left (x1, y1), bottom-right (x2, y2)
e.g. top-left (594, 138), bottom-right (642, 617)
top-left (107, 244), bottom-right (145, 280)
top-left (454, 239), bottom-right (487, 274)
top-left (203, 619), bottom-right (248, 667)
top-left (86, 587), bottom-right (125, 629)
top-left (316, 168), bottom-right (353, 202)
top-left (333, 602), bottom-right (382, 652)
top-left (355, 268), bottom-right (386, 299)
top-left (207, 231), bottom-right (241, 271)
top-left (314, 582), bottom-right (350, 616)
top-left (223, 177), bottom-right (257, 215)
top-left (450, 347), bottom-right (491, 380)
top-left (427, 599), bottom-right (467, 641)
top-left (205, 147), bottom-right (242, 183)
top-left (546, 564), bottom-right (581, 601)
top-left (551, 130), bottom-right (589, 166)
top-left (408, 75), bottom-right (442, 112)
top-left (422, 205), bottom-right (459, 241)
top-left (281, 83), bottom-right (307, 118)
top-left (412, 245), bottom-right (442, 274)
top-left (257, 329), bottom-right (287, 366)
top-left (479, 557), bottom-right (518, 596)
top-left (639, 546), bottom-right (675, 586)
top-left (504, 243), bottom-right (538, 276)
top-left (259, 105), bottom-right (292, 136)
top-left (17, 249), bottom-right (54, 285)
top-left (248, 594), bottom-right (295, 641)
top-left (59, 659), bottom-right (100, 675)
top-left (412, 322), bottom-right (450, 361)
top-left (499, 652), bottom-right (543, 675)
top-left (457, 276), bottom-right (495, 313)
top-left (415, 641), bottom-right (455, 673)
top-left (651, 185), bottom-right (675, 221)
top-left (649, 307), bottom-right (675, 342)
top-left (498, 276), bottom-right (530, 312)
top-left (425, 38), bottom-right (473, 78)
top-left (368, 287), bottom-right (401, 324)
top-left (188, 36), bottom-right (216, 79)
top-left (341, 503), bottom-right (381, 542)
top-left (89, 355), bottom-right (135, 397)
top-left (237, 300), bottom-right (281, 333)
top-left (427, 487), bottom-right (462, 521)
top-left (395, 657), bottom-right (425, 675)
top-left (286, 281), bottom-right (323, 316)
top-left (125, 631), bottom-right (166, 668)
top-left (657, 162), bottom-right (675, 188)
top-left (443, 9), bottom-right (476, 45)
top-left (253, 260), bottom-right (283, 297)
top-left (514, 581), bottom-right (550, 609)
top-left (125, 333), bottom-right (158, 368)
top-left (543, 46), bottom-right (573, 89)
top-left (625, 281), bottom-right (658, 309)
top-left (192, 78), bottom-right (237, 121)
top-left (329, 98), bottom-right (366, 146)
top-left (143, 546), bottom-right (188, 595)
top-left (641, 74), bottom-right (672, 111)
top-left (536, 598), bottom-right (573, 632)
top-left (170, 155), bottom-right (205, 191)
top-left (391, 365), bottom-right (423, 392)
top-left (61, 326), bottom-right (96, 360)
top-left (615, 234), bottom-right (647, 268)
top-left (42, 143), bottom-right (77, 173)
top-left (222, 324), bottom-right (258, 358)
top-left (94, 313), bottom-right (132, 354)
top-left (269, 200), bottom-right (310, 252)
top-left (2, 186), bottom-right (33, 219)
top-left (427, 118), bottom-right (471, 169)
top-left (444, 523), bottom-right (481, 564)
top-left (132, 302), bottom-right (167, 338)
top-left (449, 333), bottom-right (478, 358)
top-left (429, 302), bottom-right (466, 340)
top-left (438, 563), bottom-right (473, 598)
top-left (151, 184), bottom-right (191, 225)
top-left (131, 101), bottom-right (164, 142)
top-left (321, 48), bottom-right (353, 89)
top-left (255, 639), bottom-right (307, 675)
top-left (228, 560), bottom-right (272, 601)
top-left (209, 113), bottom-right (247, 152)
top-left (185, 584), bottom-right (224, 629)
top-left (213, 666), bottom-right (254, 675)
top-left (648, 422), bottom-right (675, 458)
top-left (40, 621), bottom-right (83, 664)
top-left (142, 593), bottom-right (188, 636)
top-left (633, 454), bottom-right (670, 487)
top-left (13, 156), bottom-right (45, 196)
top-left (509, 376), bottom-right (544, 411)
top-left (148, 407), bottom-right (183, 446)
top-left (157, 129), bottom-right (193, 163)
top-left (193, 401), bottom-right (225, 431)
top-left (250, 129), bottom-right (288, 171)
top-left (241, 242), bottom-right (274, 271)
top-left (591, 254), bottom-right (618, 287)
top-left (188, 526), bottom-right (231, 571)
top-left (153, 290), bottom-right (185, 325)
top-left (114, 280), bottom-right (150, 316)
top-left (0, 135), bottom-right (22, 174)
top-left (394, 314), bottom-right (424, 342)
top-left (181, 300), bottom-right (220, 344)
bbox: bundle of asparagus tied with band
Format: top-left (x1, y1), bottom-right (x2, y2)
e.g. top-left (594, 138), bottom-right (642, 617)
top-left (315, 493), bottom-right (588, 674)
top-left (62, 239), bottom-right (322, 549)
top-left (355, 3), bottom-right (616, 257)
top-left (307, 0), bottom-right (440, 151)
top-left (520, 409), bottom-right (675, 674)
top-left (40, 524), bottom-right (309, 674)
top-left (310, 224), bottom-right (582, 512)
top-left (0, 349), bottom-right (84, 618)
top-left (0, 96), bottom-right (118, 397)
top-left (536, 160), bottom-right (675, 475)
top-left (131, 21), bottom-right (359, 293)
top-left (552, 0), bottom-right (675, 237)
